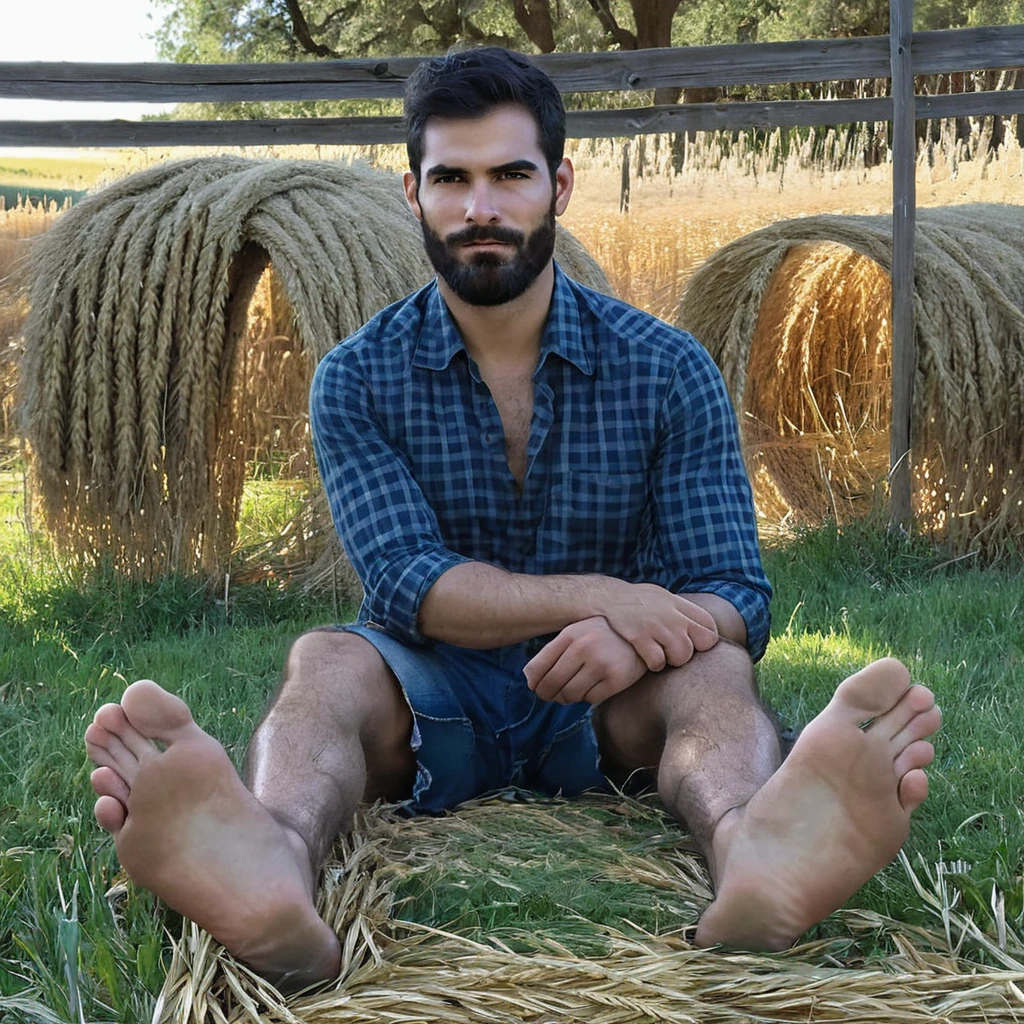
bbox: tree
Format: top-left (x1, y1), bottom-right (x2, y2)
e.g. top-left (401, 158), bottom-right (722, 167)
top-left (154, 0), bottom-right (759, 79)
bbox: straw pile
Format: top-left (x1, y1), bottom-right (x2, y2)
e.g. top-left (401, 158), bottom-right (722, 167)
top-left (677, 204), bottom-right (1024, 553)
top-left (18, 157), bottom-right (608, 580)
top-left (154, 793), bottom-right (1024, 1024)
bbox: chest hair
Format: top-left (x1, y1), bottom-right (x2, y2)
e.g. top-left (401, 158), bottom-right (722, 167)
top-left (485, 373), bottom-right (534, 488)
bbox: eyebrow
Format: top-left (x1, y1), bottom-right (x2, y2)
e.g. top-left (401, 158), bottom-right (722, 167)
top-left (425, 159), bottom-right (540, 179)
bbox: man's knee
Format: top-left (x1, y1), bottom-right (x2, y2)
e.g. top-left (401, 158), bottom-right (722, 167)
top-left (275, 628), bottom-right (411, 737)
top-left (595, 640), bottom-right (759, 773)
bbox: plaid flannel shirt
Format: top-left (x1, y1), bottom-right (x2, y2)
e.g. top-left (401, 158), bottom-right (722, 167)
top-left (310, 264), bottom-right (772, 660)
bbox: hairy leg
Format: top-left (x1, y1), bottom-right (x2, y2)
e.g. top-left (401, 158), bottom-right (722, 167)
top-left (245, 629), bottom-right (416, 868)
top-left (85, 629), bottom-right (415, 988)
top-left (596, 639), bottom-right (780, 862)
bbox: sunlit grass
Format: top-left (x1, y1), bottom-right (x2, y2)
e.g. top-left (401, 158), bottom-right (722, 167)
top-left (2, 471), bottom-right (1024, 1016)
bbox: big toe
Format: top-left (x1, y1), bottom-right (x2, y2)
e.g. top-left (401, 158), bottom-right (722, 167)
top-left (828, 658), bottom-right (912, 723)
top-left (121, 679), bottom-right (195, 740)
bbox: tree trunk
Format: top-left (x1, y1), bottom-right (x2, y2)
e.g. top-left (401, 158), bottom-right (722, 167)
top-left (284, 0), bottom-right (341, 58)
top-left (513, 0), bottom-right (556, 52)
top-left (630, 1), bottom-right (684, 105)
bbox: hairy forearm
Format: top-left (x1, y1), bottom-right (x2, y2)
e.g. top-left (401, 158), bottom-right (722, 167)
top-left (418, 562), bottom-right (621, 648)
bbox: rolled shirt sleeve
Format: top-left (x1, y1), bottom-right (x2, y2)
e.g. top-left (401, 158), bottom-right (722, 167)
top-left (310, 343), bottom-right (471, 645)
top-left (644, 338), bottom-right (772, 661)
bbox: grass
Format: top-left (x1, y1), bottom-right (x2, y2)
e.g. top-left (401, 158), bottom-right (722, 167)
top-left (0, 134), bottom-right (1021, 1020)
top-left (0, 156), bottom-right (119, 194)
top-left (1, 465), bottom-right (1024, 1020)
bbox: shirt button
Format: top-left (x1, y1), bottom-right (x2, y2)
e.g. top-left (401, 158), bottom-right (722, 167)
top-left (484, 432), bottom-right (493, 443)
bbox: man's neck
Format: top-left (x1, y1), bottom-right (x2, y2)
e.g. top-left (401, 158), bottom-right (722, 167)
top-left (437, 261), bottom-right (555, 372)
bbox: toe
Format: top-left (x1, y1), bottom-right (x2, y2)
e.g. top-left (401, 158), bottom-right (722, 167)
top-left (94, 700), bottom-right (161, 761)
top-left (862, 683), bottom-right (936, 740)
top-left (91, 765), bottom-right (130, 804)
top-left (85, 723), bottom-right (138, 779)
top-left (84, 721), bottom-right (113, 750)
top-left (894, 739), bottom-right (935, 781)
top-left (94, 795), bottom-right (127, 833)
top-left (898, 767), bottom-right (929, 812)
top-left (889, 702), bottom-right (942, 753)
top-left (830, 658), bottom-right (912, 722)
top-left (99, 733), bottom-right (140, 781)
top-left (85, 738), bottom-right (121, 776)
top-left (94, 702), bottom-right (129, 733)
top-left (121, 680), bottom-right (195, 741)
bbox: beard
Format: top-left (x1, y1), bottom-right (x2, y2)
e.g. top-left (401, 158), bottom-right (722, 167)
top-left (419, 198), bottom-right (557, 307)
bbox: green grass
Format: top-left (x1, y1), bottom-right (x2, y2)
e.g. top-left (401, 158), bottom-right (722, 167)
top-left (0, 156), bottom-right (115, 193)
top-left (1, 467), bottom-right (1023, 1020)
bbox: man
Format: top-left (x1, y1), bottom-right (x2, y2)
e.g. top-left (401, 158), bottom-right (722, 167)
top-left (84, 47), bottom-right (941, 990)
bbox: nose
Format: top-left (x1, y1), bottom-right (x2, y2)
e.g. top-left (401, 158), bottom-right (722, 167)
top-left (464, 178), bottom-right (499, 224)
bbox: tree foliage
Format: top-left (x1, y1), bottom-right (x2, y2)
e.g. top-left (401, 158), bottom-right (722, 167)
top-left (153, 0), bottom-right (1024, 68)
top-left (151, 0), bottom-right (1024, 120)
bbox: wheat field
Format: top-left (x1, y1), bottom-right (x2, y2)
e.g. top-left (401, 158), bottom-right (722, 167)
top-left (1, 129), bottom-right (1021, 542)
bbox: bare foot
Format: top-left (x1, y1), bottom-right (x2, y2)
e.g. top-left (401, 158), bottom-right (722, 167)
top-left (85, 680), bottom-right (341, 989)
top-left (695, 658), bottom-right (941, 951)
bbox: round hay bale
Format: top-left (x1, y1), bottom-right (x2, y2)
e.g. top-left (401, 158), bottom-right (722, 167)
top-left (677, 204), bottom-right (1024, 553)
top-left (153, 794), bottom-right (1024, 1024)
top-left (18, 157), bottom-right (609, 582)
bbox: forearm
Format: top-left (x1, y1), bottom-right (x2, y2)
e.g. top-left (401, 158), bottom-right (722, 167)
top-left (683, 592), bottom-right (747, 647)
top-left (418, 562), bottom-right (624, 648)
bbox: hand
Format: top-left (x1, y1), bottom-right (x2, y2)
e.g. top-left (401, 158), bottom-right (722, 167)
top-left (524, 616), bottom-right (647, 705)
top-left (597, 581), bottom-right (719, 672)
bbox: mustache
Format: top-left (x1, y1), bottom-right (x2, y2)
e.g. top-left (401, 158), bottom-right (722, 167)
top-left (445, 225), bottom-right (524, 247)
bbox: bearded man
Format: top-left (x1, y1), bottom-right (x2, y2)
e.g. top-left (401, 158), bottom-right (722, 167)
top-left (84, 47), bottom-right (941, 990)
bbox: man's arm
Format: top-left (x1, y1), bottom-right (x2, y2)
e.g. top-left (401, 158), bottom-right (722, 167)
top-left (418, 563), bottom-right (718, 671)
top-left (310, 345), bottom-right (473, 645)
top-left (684, 592), bottom-right (747, 647)
top-left (639, 342), bottom-right (771, 660)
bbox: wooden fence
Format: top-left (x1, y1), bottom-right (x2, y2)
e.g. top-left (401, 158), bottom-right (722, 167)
top-left (1, 0), bottom-right (1023, 527)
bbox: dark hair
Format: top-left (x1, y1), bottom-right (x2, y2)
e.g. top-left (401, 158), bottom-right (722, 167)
top-left (404, 47), bottom-right (566, 184)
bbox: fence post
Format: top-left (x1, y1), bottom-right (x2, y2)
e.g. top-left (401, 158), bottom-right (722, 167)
top-left (889, 0), bottom-right (916, 532)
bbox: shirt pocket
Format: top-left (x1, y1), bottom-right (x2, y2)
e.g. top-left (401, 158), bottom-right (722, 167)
top-left (536, 470), bottom-right (649, 572)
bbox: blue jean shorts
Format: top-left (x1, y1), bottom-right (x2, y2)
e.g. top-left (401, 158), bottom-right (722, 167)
top-left (341, 623), bottom-right (611, 815)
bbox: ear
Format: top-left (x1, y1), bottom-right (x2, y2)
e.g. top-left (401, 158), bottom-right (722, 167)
top-left (403, 171), bottom-right (422, 221)
top-left (553, 157), bottom-right (574, 217)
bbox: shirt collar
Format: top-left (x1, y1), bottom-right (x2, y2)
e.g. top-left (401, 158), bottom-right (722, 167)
top-left (411, 262), bottom-right (595, 376)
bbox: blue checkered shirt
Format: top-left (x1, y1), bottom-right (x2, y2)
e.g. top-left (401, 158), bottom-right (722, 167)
top-left (310, 264), bottom-right (772, 660)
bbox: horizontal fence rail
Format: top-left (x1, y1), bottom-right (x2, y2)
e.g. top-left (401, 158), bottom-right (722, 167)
top-left (3, 90), bottom-right (1022, 147)
top-left (0, 26), bottom-right (1022, 104)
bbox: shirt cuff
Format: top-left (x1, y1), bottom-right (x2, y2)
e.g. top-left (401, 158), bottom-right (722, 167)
top-left (678, 581), bottom-right (771, 663)
top-left (369, 547), bottom-right (474, 646)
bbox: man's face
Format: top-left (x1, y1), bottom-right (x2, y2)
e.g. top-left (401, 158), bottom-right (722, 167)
top-left (404, 105), bottom-right (573, 307)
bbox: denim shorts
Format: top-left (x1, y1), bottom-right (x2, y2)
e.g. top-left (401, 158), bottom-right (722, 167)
top-left (341, 623), bottom-right (611, 815)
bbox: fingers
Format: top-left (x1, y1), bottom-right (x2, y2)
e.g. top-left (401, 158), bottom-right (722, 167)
top-left (654, 626), bottom-right (695, 669)
top-left (675, 596), bottom-right (717, 630)
top-left (526, 619), bottom-right (647, 704)
top-left (634, 636), bottom-right (668, 672)
top-left (523, 629), bottom-right (577, 690)
top-left (527, 643), bottom-right (589, 701)
top-left (673, 597), bottom-right (719, 652)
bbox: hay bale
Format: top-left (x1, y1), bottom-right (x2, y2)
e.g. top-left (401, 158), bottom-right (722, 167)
top-left (18, 157), bottom-right (609, 581)
top-left (154, 794), bottom-right (1024, 1024)
top-left (677, 204), bottom-right (1024, 553)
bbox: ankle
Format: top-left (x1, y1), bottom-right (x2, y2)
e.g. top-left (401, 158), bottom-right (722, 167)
top-left (267, 816), bottom-right (320, 895)
top-left (705, 805), bottom-right (744, 885)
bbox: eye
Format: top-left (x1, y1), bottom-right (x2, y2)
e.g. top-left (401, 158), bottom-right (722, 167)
top-left (499, 171), bottom-right (529, 180)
